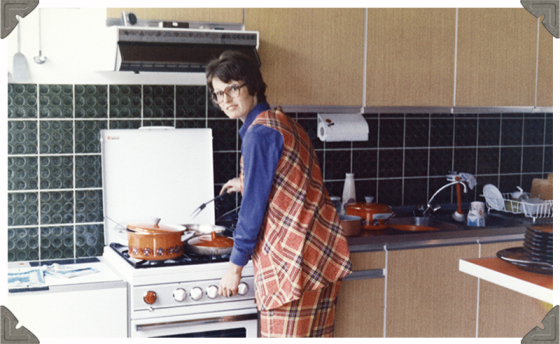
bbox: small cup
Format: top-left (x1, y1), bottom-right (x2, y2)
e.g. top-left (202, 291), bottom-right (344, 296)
top-left (470, 201), bottom-right (485, 215)
top-left (365, 196), bottom-right (374, 203)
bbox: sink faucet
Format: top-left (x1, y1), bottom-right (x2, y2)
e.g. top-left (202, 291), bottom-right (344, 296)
top-left (423, 181), bottom-right (468, 217)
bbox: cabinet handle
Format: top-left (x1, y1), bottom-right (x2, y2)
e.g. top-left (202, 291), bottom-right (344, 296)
top-left (8, 286), bottom-right (50, 293)
top-left (136, 313), bottom-right (258, 331)
top-left (343, 268), bottom-right (384, 281)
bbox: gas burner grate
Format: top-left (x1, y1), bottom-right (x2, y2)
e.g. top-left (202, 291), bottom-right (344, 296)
top-left (109, 243), bottom-right (230, 268)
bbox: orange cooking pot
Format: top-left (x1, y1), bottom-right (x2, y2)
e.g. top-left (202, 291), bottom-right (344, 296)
top-left (345, 202), bottom-right (395, 230)
top-left (126, 222), bottom-right (187, 260)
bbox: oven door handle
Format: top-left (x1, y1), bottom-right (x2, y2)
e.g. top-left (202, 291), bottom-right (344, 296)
top-left (135, 313), bottom-right (258, 331)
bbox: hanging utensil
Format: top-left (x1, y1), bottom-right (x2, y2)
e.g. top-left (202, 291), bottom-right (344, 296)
top-left (12, 16), bottom-right (30, 82)
top-left (33, 9), bottom-right (46, 64)
top-left (190, 193), bottom-right (227, 219)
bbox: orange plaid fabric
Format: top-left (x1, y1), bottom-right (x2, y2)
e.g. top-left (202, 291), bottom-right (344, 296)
top-left (259, 281), bottom-right (342, 337)
top-left (240, 108), bottom-right (352, 311)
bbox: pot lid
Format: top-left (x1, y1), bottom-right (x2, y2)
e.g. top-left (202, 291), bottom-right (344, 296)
top-left (346, 202), bottom-right (392, 213)
top-left (127, 222), bottom-right (186, 234)
top-left (187, 232), bottom-right (234, 248)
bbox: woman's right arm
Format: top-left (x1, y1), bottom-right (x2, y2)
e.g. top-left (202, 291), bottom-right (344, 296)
top-left (220, 178), bottom-right (241, 195)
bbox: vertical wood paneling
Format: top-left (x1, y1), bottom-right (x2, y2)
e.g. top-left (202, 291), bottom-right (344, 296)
top-left (478, 241), bottom-right (552, 338)
top-left (455, 9), bottom-right (538, 107)
top-left (536, 17), bottom-right (553, 107)
top-left (386, 244), bottom-right (479, 337)
top-left (366, 8), bottom-right (456, 107)
top-left (245, 8), bottom-right (364, 107)
top-left (334, 251), bottom-right (385, 337)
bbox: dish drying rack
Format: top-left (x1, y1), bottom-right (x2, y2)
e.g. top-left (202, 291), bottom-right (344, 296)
top-left (484, 192), bottom-right (553, 220)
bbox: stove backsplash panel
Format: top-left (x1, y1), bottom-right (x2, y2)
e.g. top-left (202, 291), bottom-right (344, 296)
top-left (7, 83), bottom-right (553, 261)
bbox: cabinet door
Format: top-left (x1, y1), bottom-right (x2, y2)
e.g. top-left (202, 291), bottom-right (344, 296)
top-left (366, 9), bottom-right (456, 107)
top-left (536, 17), bottom-right (553, 107)
top-left (456, 9), bottom-right (538, 107)
top-left (245, 9), bottom-right (364, 107)
top-left (107, 8), bottom-right (243, 23)
top-left (478, 241), bottom-right (552, 337)
top-left (385, 244), bottom-right (478, 337)
top-left (333, 251), bottom-right (385, 337)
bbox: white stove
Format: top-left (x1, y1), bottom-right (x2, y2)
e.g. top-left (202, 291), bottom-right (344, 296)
top-left (100, 128), bottom-right (258, 338)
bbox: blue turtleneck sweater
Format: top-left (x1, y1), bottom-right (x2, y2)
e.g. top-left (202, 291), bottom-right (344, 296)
top-left (230, 102), bottom-right (284, 267)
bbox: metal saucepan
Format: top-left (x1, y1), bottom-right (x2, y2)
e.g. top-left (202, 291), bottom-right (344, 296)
top-left (185, 231), bottom-right (234, 256)
top-left (125, 218), bottom-right (233, 260)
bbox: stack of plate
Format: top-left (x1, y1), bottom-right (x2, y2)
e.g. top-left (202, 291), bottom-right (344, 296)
top-left (497, 225), bottom-right (553, 275)
top-left (524, 226), bottom-right (553, 265)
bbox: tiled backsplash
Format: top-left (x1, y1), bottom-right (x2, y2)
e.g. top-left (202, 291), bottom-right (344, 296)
top-left (7, 83), bottom-right (553, 261)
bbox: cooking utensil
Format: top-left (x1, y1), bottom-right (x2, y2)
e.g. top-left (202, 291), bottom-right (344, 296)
top-left (12, 17), bottom-right (30, 82)
top-left (191, 193), bottom-right (227, 219)
top-left (33, 9), bottom-right (47, 64)
top-left (346, 202), bottom-right (394, 230)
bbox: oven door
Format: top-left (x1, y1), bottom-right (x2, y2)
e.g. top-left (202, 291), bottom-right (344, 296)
top-left (131, 308), bottom-right (258, 338)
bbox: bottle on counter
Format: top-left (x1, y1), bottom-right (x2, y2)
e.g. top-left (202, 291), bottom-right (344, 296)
top-left (341, 173), bottom-right (356, 215)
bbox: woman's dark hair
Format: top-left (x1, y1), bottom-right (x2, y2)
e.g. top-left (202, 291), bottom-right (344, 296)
top-left (206, 50), bottom-right (267, 104)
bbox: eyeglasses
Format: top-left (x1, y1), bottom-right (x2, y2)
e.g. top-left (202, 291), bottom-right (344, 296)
top-left (211, 84), bottom-right (245, 103)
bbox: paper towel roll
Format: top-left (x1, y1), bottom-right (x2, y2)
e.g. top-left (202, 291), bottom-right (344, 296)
top-left (317, 113), bottom-right (369, 142)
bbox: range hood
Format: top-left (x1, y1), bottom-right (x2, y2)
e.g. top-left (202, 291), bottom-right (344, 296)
top-left (114, 27), bottom-right (260, 73)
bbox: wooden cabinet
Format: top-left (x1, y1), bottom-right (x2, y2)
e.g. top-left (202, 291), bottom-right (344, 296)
top-left (333, 251), bottom-right (385, 337)
top-left (455, 9), bottom-right (538, 107)
top-left (536, 17), bottom-right (553, 107)
top-left (366, 9), bottom-right (456, 107)
top-left (106, 8), bottom-right (243, 23)
top-left (477, 241), bottom-right (552, 337)
top-left (385, 244), bottom-right (479, 337)
top-left (245, 8), bottom-right (365, 107)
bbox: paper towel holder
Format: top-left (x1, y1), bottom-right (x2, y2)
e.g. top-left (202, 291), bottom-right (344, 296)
top-left (317, 113), bottom-right (369, 142)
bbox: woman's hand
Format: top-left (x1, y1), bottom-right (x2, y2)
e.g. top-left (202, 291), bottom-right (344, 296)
top-left (220, 178), bottom-right (241, 195)
top-left (219, 262), bottom-right (243, 297)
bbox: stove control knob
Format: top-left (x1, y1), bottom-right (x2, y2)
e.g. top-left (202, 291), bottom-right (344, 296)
top-left (190, 287), bottom-right (203, 301)
top-left (238, 282), bottom-right (249, 296)
top-left (143, 291), bottom-right (157, 305)
top-left (173, 288), bottom-right (187, 302)
top-left (206, 285), bottom-right (219, 299)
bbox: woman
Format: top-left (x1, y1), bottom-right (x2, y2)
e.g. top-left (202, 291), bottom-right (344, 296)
top-left (206, 51), bottom-right (352, 338)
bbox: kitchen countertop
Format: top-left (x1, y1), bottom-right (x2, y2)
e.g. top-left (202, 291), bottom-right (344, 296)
top-left (8, 257), bottom-right (124, 288)
top-left (459, 257), bottom-right (553, 303)
top-left (346, 219), bottom-right (530, 252)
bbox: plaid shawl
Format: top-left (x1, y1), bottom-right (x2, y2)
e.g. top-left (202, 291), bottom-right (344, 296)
top-left (240, 108), bottom-right (352, 310)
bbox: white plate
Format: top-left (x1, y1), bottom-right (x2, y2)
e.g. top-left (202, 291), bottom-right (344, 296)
top-left (483, 184), bottom-right (504, 211)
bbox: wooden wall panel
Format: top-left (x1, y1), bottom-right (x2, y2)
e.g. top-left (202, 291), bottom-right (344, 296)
top-left (245, 8), bottom-right (364, 107)
top-left (366, 8), bottom-right (456, 107)
top-left (107, 8), bottom-right (243, 23)
top-left (456, 9), bottom-right (538, 107)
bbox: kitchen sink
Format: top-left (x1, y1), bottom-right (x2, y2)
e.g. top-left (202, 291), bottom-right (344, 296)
top-left (386, 217), bottom-right (462, 231)
top-left (387, 211), bottom-right (528, 232)
top-left (430, 212), bottom-right (528, 229)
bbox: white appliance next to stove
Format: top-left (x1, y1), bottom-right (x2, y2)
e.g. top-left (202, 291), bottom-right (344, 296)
top-left (101, 128), bottom-right (258, 338)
